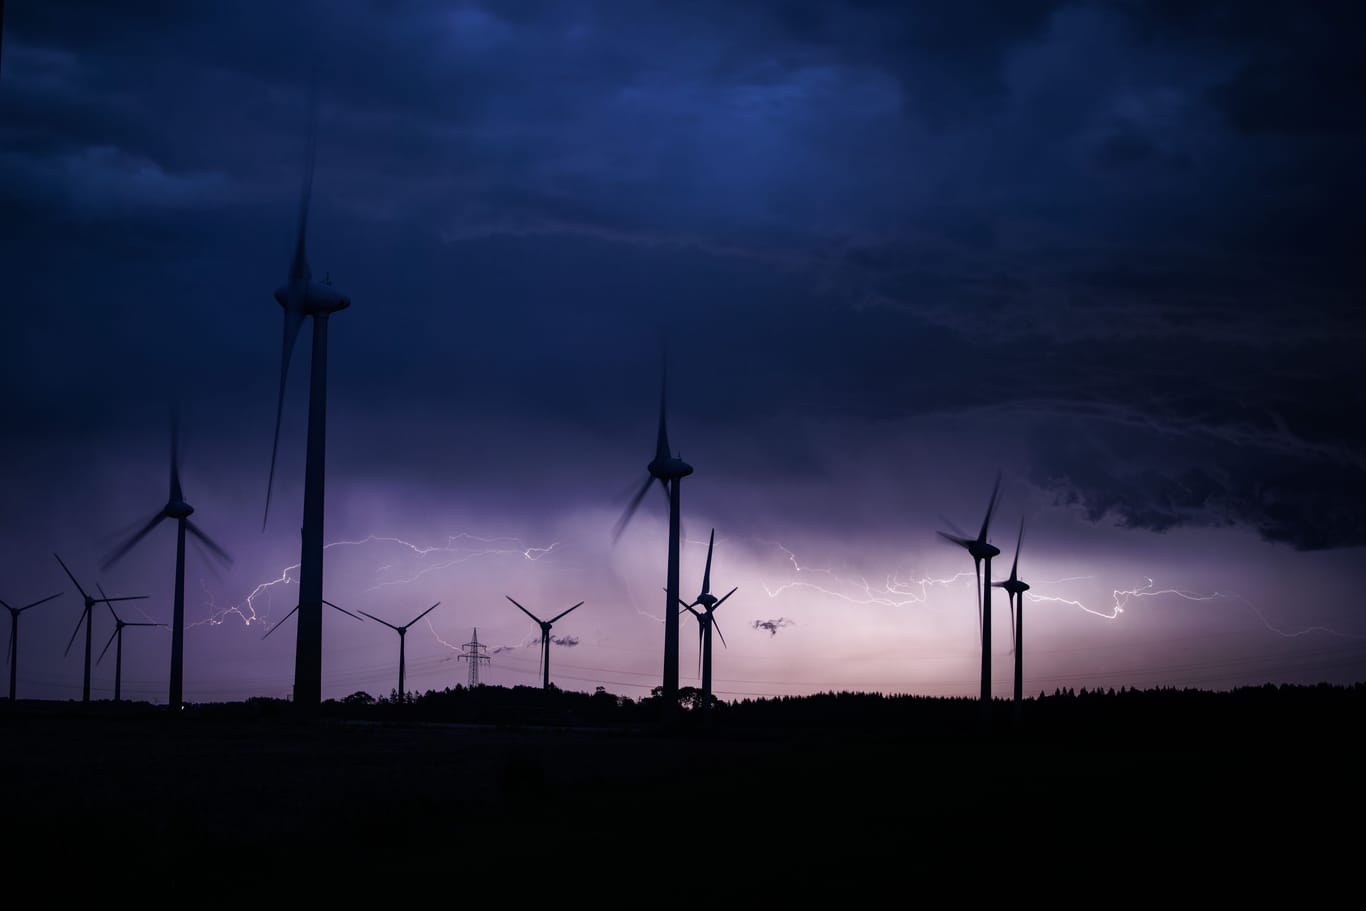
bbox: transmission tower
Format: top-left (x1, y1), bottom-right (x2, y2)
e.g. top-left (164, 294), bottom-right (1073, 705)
top-left (459, 627), bottom-right (490, 687)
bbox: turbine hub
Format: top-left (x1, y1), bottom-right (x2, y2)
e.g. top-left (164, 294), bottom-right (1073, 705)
top-left (165, 500), bottom-right (194, 519)
top-left (696, 593), bottom-right (717, 608)
top-left (648, 456), bottom-right (694, 480)
top-left (968, 541), bottom-right (1001, 561)
top-left (1003, 579), bottom-right (1030, 595)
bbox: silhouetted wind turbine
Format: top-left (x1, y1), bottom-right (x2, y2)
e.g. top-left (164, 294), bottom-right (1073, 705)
top-left (357, 602), bottom-right (440, 702)
top-left (262, 599), bottom-right (363, 640)
top-left (505, 596), bottom-right (583, 690)
top-left (613, 360), bottom-right (692, 711)
top-left (3, 592), bottom-right (61, 701)
top-left (102, 415), bottom-right (232, 708)
top-left (678, 529), bottom-right (736, 726)
top-left (55, 554), bottom-right (147, 703)
top-left (992, 518), bottom-right (1030, 720)
top-left (262, 83), bottom-right (351, 709)
top-left (96, 588), bottom-right (162, 704)
top-left (938, 474), bottom-right (1002, 715)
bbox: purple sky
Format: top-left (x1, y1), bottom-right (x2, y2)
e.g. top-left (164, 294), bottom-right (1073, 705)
top-left (2, 1), bottom-right (1364, 703)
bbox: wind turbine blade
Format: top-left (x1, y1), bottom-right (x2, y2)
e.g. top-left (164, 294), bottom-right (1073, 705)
top-left (937, 531), bottom-right (973, 549)
top-left (505, 596), bottom-right (543, 625)
top-left (712, 614), bottom-right (727, 649)
top-left (53, 553), bottom-right (89, 601)
top-left (64, 608), bottom-right (87, 657)
top-left (1009, 593), bottom-right (1017, 651)
top-left (96, 628), bottom-right (119, 666)
top-left (655, 355), bottom-right (671, 462)
top-left (322, 599), bottom-right (364, 622)
top-left (549, 601), bottom-right (584, 624)
top-left (356, 610), bottom-right (400, 631)
top-left (978, 472), bottom-right (1002, 542)
top-left (612, 476), bottom-right (653, 543)
top-left (696, 622), bottom-right (703, 676)
top-left (169, 409), bottom-right (182, 503)
top-left (291, 80), bottom-right (318, 288)
top-left (100, 596), bottom-right (150, 603)
top-left (6, 634), bottom-right (13, 667)
top-left (404, 602), bottom-right (440, 629)
top-left (126, 622), bottom-right (161, 628)
top-left (101, 512), bottom-right (167, 571)
top-left (938, 514), bottom-right (970, 539)
top-left (186, 520), bottom-right (234, 566)
top-left (262, 605), bottom-right (298, 640)
top-left (712, 586), bottom-right (738, 610)
top-left (17, 593), bottom-right (62, 613)
top-left (97, 584), bottom-right (121, 625)
top-left (701, 528), bottom-right (715, 595)
top-left (1012, 516), bottom-right (1024, 580)
top-left (263, 306), bottom-right (306, 530)
top-left (974, 560), bottom-right (983, 643)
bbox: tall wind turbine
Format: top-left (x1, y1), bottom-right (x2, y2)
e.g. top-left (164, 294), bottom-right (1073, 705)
top-left (262, 84), bottom-right (351, 709)
top-left (357, 602), bottom-right (440, 702)
top-left (992, 518), bottom-right (1030, 719)
top-left (505, 596), bottom-right (583, 690)
top-left (938, 474), bottom-right (1002, 714)
top-left (102, 415), bottom-right (232, 708)
top-left (54, 554), bottom-right (147, 703)
top-left (96, 589), bottom-right (162, 704)
top-left (613, 361), bottom-right (692, 710)
top-left (4, 592), bottom-right (62, 701)
top-left (679, 529), bottom-right (736, 726)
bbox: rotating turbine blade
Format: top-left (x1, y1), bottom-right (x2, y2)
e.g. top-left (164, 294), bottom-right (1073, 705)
top-left (937, 530), bottom-right (973, 549)
top-left (978, 472), bottom-right (1002, 543)
top-left (17, 593), bottom-right (62, 613)
top-left (549, 601), bottom-right (584, 624)
top-left (975, 560), bottom-right (983, 643)
top-left (6, 634), bottom-right (13, 667)
top-left (97, 628), bottom-right (119, 665)
top-left (357, 610), bottom-right (401, 632)
top-left (64, 607), bottom-right (88, 657)
top-left (711, 613), bottom-right (727, 649)
top-left (322, 599), bottom-right (364, 622)
top-left (1011, 517), bottom-right (1025, 581)
top-left (101, 512), bottom-right (167, 571)
top-left (1009, 593), bottom-right (1017, 651)
top-left (505, 596), bottom-right (543, 626)
top-left (97, 584), bottom-right (121, 625)
top-left (262, 605), bottom-right (298, 640)
top-left (655, 357), bottom-right (671, 463)
top-left (169, 409), bottom-right (182, 503)
top-left (186, 520), bottom-right (233, 566)
top-left (404, 602), bottom-right (440, 629)
top-left (696, 620), bottom-right (704, 676)
top-left (712, 586), bottom-right (737, 611)
top-left (701, 528), bottom-right (715, 596)
top-left (53, 553), bottom-right (89, 601)
top-left (263, 305), bottom-right (305, 530)
top-left (612, 476), bottom-right (653, 543)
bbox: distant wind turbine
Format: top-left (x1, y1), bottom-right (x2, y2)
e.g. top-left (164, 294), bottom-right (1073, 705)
top-left (357, 602), bottom-right (441, 702)
top-left (613, 358), bottom-right (692, 711)
top-left (102, 414), bottom-right (232, 708)
top-left (992, 518), bottom-right (1030, 720)
top-left (96, 587), bottom-right (162, 704)
top-left (938, 474), bottom-right (1002, 718)
top-left (262, 82), bottom-right (352, 709)
top-left (4, 592), bottom-right (62, 701)
top-left (505, 596), bottom-right (583, 690)
top-left (679, 529), bottom-right (736, 727)
top-left (54, 554), bottom-right (147, 703)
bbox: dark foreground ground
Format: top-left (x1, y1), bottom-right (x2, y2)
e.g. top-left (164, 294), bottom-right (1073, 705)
top-left (2, 686), bottom-right (1361, 898)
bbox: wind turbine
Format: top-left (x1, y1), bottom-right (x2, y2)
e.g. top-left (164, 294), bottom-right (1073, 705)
top-left (3, 592), bottom-right (62, 701)
top-left (96, 588), bottom-right (162, 704)
top-left (505, 596), bottom-right (583, 690)
top-left (938, 474), bottom-right (1002, 716)
top-left (613, 361), bottom-right (692, 710)
top-left (262, 83), bottom-right (351, 709)
top-left (678, 529), bottom-right (736, 726)
top-left (102, 415), bottom-right (232, 708)
top-left (54, 554), bottom-right (147, 703)
top-left (357, 602), bottom-right (440, 702)
top-left (992, 518), bottom-right (1030, 719)
top-left (262, 599), bottom-right (363, 640)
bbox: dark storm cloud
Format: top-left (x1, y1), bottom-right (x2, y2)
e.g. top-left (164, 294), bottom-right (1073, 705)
top-left (2, 0), bottom-right (1363, 550)
top-left (752, 618), bottom-right (795, 637)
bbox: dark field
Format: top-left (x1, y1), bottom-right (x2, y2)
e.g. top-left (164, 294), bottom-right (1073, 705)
top-left (2, 686), bottom-right (1360, 897)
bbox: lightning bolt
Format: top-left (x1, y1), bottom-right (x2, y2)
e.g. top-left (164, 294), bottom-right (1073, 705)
top-left (191, 533), bottom-right (558, 631)
top-left (759, 543), bottom-right (975, 607)
top-left (1026, 577), bottom-right (1365, 639)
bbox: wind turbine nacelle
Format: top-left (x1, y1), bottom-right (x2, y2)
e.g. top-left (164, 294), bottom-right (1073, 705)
top-left (968, 541), bottom-right (1001, 561)
top-left (696, 593), bottom-right (717, 609)
top-left (274, 282), bottom-right (351, 315)
top-left (648, 456), bottom-right (694, 480)
top-left (164, 500), bottom-right (194, 519)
